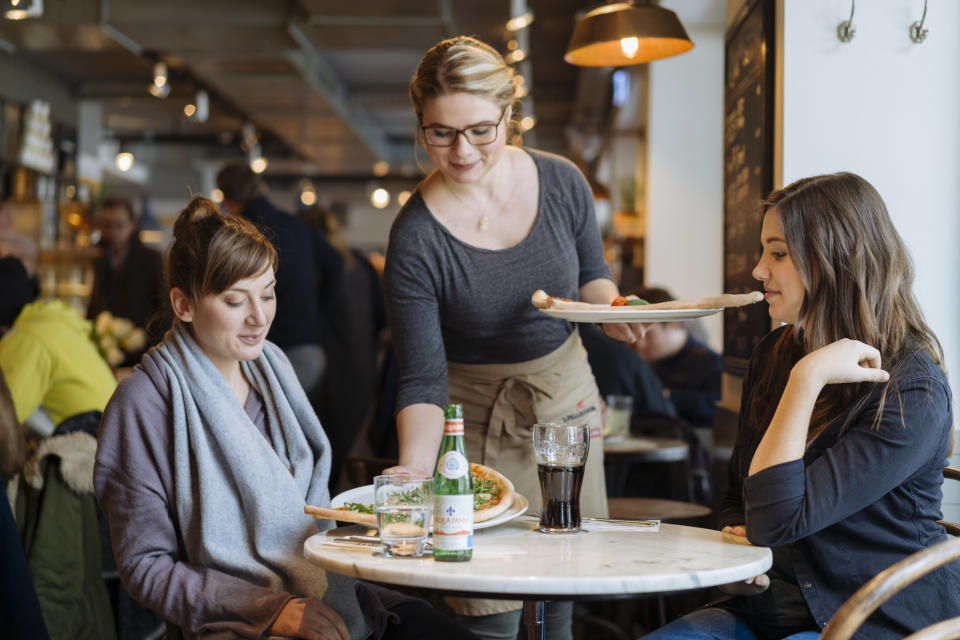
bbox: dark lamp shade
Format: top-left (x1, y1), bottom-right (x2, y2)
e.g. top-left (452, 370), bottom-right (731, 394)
top-left (565, 2), bottom-right (694, 67)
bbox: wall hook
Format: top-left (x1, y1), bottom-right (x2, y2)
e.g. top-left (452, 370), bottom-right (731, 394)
top-left (837, 0), bottom-right (856, 43)
top-left (910, 0), bottom-right (929, 44)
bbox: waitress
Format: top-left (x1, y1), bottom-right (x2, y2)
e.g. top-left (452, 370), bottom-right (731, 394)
top-left (383, 36), bottom-right (641, 640)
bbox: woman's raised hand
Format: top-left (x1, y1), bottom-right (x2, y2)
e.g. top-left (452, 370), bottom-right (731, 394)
top-left (794, 338), bottom-right (890, 388)
top-left (270, 597), bottom-right (351, 640)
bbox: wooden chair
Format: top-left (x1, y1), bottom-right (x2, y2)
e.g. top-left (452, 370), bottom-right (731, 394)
top-left (819, 536), bottom-right (960, 640)
top-left (939, 466), bottom-right (960, 537)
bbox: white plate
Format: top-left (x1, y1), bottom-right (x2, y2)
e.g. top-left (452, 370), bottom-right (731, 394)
top-left (331, 486), bottom-right (529, 531)
top-left (539, 307), bottom-right (721, 323)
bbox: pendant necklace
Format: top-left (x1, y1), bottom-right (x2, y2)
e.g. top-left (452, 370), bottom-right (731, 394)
top-left (449, 187), bottom-right (492, 232)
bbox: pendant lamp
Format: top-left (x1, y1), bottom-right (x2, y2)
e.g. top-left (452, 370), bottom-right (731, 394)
top-left (3, 0), bottom-right (33, 20)
top-left (565, 1), bottom-right (693, 67)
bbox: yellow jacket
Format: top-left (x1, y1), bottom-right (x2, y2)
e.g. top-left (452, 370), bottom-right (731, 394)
top-left (0, 300), bottom-right (116, 425)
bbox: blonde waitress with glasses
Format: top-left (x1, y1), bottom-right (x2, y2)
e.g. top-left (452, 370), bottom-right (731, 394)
top-left (382, 36), bottom-right (643, 640)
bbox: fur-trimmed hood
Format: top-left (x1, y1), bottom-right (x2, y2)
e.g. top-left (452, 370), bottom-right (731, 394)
top-left (23, 431), bottom-right (97, 494)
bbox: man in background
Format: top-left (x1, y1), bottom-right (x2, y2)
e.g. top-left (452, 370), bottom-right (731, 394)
top-left (632, 286), bottom-right (722, 431)
top-left (88, 196), bottom-right (166, 358)
top-left (216, 163), bottom-right (343, 397)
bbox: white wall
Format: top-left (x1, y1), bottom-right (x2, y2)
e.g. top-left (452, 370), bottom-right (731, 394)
top-left (645, 19), bottom-right (726, 352)
top-left (781, 0), bottom-right (960, 521)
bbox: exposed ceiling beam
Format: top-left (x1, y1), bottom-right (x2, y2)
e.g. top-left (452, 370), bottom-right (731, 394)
top-left (285, 22), bottom-right (399, 166)
top-left (99, 0), bottom-right (143, 55)
top-left (305, 15), bottom-right (444, 27)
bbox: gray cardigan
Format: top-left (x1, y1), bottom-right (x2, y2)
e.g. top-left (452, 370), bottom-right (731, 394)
top-left (94, 355), bottom-right (407, 638)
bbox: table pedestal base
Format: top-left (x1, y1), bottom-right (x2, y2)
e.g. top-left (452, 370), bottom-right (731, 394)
top-left (523, 600), bottom-right (545, 640)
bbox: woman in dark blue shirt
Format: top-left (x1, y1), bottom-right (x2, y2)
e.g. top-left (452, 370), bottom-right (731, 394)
top-left (644, 172), bottom-right (958, 640)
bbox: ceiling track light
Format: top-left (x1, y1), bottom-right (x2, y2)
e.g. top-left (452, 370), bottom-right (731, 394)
top-left (241, 122), bottom-right (259, 151)
top-left (505, 49), bottom-right (528, 64)
top-left (115, 142), bottom-right (134, 172)
top-left (565, 1), bottom-right (694, 67)
top-left (149, 61), bottom-right (170, 98)
top-left (506, 10), bottom-right (534, 32)
top-left (300, 179), bottom-right (317, 206)
top-left (248, 142), bottom-right (267, 174)
top-left (3, 0), bottom-right (41, 21)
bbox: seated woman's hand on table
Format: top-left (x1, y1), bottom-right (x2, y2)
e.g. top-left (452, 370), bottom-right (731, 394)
top-left (270, 597), bottom-right (351, 640)
top-left (717, 525), bottom-right (770, 596)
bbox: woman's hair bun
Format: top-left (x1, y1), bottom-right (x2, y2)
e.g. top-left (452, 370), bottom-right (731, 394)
top-left (173, 196), bottom-right (222, 241)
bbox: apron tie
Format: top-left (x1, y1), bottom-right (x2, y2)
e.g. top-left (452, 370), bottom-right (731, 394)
top-left (484, 374), bottom-right (557, 469)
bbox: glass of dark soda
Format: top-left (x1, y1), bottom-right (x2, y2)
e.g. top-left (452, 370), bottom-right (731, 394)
top-left (532, 423), bottom-right (590, 533)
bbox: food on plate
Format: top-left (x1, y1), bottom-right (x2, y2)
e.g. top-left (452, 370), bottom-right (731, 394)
top-left (531, 289), bottom-right (763, 312)
top-left (611, 296), bottom-right (649, 307)
top-left (304, 462), bottom-right (515, 526)
top-left (470, 462), bottom-right (515, 522)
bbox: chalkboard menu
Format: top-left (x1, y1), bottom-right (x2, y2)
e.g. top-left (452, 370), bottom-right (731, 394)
top-left (722, 0), bottom-right (775, 376)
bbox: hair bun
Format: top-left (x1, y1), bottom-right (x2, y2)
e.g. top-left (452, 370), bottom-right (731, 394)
top-left (173, 196), bottom-right (222, 240)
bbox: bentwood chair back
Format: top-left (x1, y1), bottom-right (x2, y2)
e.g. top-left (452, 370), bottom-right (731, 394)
top-left (818, 536), bottom-right (960, 640)
top-left (939, 467), bottom-right (960, 537)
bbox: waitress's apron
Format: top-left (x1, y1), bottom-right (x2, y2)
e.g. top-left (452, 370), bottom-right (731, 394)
top-left (445, 328), bottom-right (608, 616)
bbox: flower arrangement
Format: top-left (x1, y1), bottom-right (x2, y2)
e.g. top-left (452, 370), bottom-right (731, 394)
top-left (91, 310), bottom-right (147, 367)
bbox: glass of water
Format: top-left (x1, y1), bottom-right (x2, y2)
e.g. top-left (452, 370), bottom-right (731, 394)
top-left (373, 475), bottom-right (433, 558)
top-left (604, 394), bottom-right (633, 442)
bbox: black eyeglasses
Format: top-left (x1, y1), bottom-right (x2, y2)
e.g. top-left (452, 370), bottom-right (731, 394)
top-left (420, 108), bottom-right (507, 147)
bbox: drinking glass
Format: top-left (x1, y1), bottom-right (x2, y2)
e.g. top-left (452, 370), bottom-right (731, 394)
top-left (604, 394), bottom-right (633, 442)
top-left (373, 475), bottom-right (433, 557)
top-left (532, 423), bottom-right (590, 533)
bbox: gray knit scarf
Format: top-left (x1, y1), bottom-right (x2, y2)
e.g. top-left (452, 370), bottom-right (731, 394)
top-left (150, 324), bottom-right (369, 639)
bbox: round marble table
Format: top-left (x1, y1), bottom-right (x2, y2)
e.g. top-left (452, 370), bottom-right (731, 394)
top-left (304, 517), bottom-right (771, 639)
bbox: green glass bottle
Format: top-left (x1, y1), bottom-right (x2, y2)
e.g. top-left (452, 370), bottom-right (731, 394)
top-left (432, 402), bottom-right (473, 561)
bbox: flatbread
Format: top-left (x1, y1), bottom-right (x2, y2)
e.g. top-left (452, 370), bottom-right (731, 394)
top-left (304, 504), bottom-right (376, 526)
top-left (470, 463), bottom-right (515, 523)
top-left (304, 462), bottom-right (515, 525)
top-left (531, 289), bottom-right (763, 312)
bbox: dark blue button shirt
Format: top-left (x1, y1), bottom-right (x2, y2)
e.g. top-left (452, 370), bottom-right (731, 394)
top-left (720, 327), bottom-right (960, 639)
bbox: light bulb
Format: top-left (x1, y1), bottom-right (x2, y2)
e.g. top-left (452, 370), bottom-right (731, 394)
top-left (373, 160), bottom-right (390, 177)
top-left (250, 156), bottom-right (268, 174)
top-left (620, 37), bottom-right (640, 58)
top-left (371, 188), bottom-right (390, 209)
top-left (211, 189), bottom-right (224, 203)
top-left (115, 151), bottom-right (134, 172)
top-left (506, 11), bottom-right (534, 32)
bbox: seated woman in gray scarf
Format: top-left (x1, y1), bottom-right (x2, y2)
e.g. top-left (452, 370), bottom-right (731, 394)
top-left (94, 196), bottom-right (476, 640)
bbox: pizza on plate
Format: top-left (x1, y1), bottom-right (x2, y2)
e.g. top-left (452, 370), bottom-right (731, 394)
top-left (304, 462), bottom-right (515, 525)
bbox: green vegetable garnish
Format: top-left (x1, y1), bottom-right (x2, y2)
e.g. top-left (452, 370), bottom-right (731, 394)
top-left (627, 298), bottom-right (649, 306)
top-left (343, 502), bottom-right (375, 514)
top-left (473, 477), bottom-right (501, 510)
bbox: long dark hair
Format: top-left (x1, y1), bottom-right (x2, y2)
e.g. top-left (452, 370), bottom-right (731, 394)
top-left (746, 172), bottom-right (944, 437)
